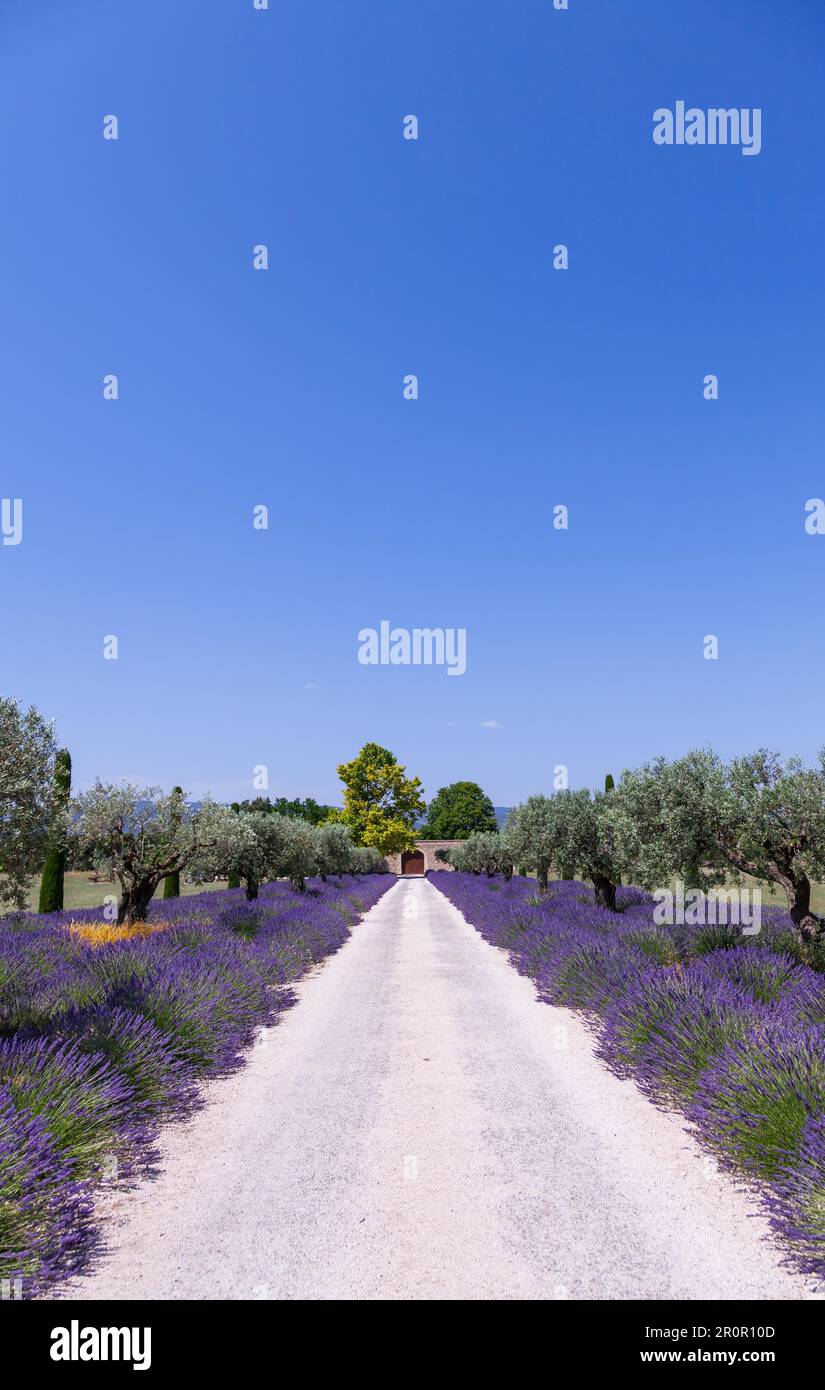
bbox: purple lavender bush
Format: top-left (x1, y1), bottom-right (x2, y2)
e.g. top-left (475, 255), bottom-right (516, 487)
top-left (432, 871), bottom-right (825, 1281)
top-left (53, 1006), bottom-right (199, 1117)
top-left (0, 1085), bottom-right (95, 1297)
top-left (0, 872), bottom-right (392, 1294)
top-left (690, 1029), bottom-right (825, 1179)
top-left (0, 1037), bottom-right (147, 1180)
top-left (767, 1112), bottom-right (825, 1275)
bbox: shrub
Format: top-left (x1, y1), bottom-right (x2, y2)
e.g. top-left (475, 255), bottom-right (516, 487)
top-left (688, 925), bottom-right (743, 957)
top-left (691, 1030), bottom-right (825, 1179)
top-left (602, 970), bottom-right (772, 1107)
top-left (0, 1037), bottom-right (143, 1179)
top-left (115, 955), bottom-right (271, 1073)
top-left (700, 946), bottom-right (813, 1007)
top-left (58, 1006), bottom-right (198, 1117)
top-left (767, 1113), bottom-right (825, 1275)
top-left (537, 939), bottom-right (649, 1016)
top-left (0, 1084), bottom-right (94, 1294)
top-left (620, 928), bottom-right (678, 965)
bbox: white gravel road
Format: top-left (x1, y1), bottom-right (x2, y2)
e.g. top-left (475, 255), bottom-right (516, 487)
top-left (61, 877), bottom-right (819, 1301)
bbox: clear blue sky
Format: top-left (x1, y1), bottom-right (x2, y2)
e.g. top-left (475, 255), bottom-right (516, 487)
top-left (2, 0), bottom-right (824, 807)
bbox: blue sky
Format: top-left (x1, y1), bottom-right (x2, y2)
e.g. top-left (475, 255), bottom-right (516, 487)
top-left (2, 0), bottom-right (824, 807)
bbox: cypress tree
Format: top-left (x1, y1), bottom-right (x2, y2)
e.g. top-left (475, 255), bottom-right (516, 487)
top-left (38, 748), bottom-right (71, 914)
top-left (162, 787), bottom-right (183, 899)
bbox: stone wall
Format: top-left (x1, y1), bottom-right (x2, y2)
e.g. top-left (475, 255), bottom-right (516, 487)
top-left (385, 840), bottom-right (462, 875)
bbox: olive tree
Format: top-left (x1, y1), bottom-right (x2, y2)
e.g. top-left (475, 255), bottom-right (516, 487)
top-left (0, 697), bottom-right (58, 912)
top-left (502, 796), bottom-right (557, 891)
top-left (552, 789), bottom-right (623, 910)
top-left (269, 814), bottom-right (318, 892)
top-left (210, 810), bottom-right (278, 901)
top-left (610, 749), bottom-right (825, 941)
top-left (456, 831), bottom-right (513, 879)
top-left (71, 784), bottom-right (243, 923)
top-left (161, 785), bottom-right (184, 900)
top-left (196, 811), bottom-right (322, 895)
top-left (351, 845), bottom-right (387, 874)
top-left (446, 841), bottom-right (470, 872)
top-left (314, 822), bottom-right (356, 879)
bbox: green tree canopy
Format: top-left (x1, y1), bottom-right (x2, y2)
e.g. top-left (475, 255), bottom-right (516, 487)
top-left (192, 810), bottom-right (321, 897)
top-left (314, 822), bottom-right (356, 879)
top-left (71, 784), bottom-right (242, 923)
top-left (331, 743), bottom-right (425, 856)
top-left (551, 788), bottom-right (623, 909)
top-left (502, 789), bottom-right (623, 904)
top-left (420, 781), bottom-right (497, 839)
top-left (234, 795), bottom-right (334, 825)
top-left (0, 697), bottom-right (57, 912)
top-left (449, 831), bottom-right (514, 879)
top-left (501, 796), bottom-right (557, 892)
top-left (609, 748), bottom-right (825, 939)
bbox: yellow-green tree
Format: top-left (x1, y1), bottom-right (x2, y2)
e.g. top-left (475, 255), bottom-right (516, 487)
top-left (331, 743), bottom-right (425, 856)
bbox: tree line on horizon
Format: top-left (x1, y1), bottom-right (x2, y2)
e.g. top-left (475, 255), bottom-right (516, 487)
top-left (4, 696), bottom-right (825, 946)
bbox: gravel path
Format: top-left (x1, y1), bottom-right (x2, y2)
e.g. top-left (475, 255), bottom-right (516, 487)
top-left (61, 877), bottom-right (818, 1301)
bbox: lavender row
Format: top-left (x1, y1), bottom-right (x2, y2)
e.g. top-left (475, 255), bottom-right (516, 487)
top-left (430, 871), bottom-right (825, 1282)
top-left (0, 874), bottom-right (392, 1296)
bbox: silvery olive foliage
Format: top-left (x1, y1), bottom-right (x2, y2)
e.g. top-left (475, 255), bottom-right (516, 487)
top-left (502, 789), bottom-right (622, 907)
top-left (71, 783), bottom-right (241, 923)
top-left (550, 789), bottom-right (622, 910)
top-left (351, 844), bottom-right (387, 874)
top-left (273, 814), bottom-right (320, 891)
top-left (0, 697), bottom-right (58, 911)
top-left (502, 796), bottom-right (558, 892)
top-left (193, 810), bottom-right (322, 895)
top-left (449, 832), bottom-right (514, 879)
top-left (503, 754), bottom-right (825, 932)
top-left (314, 822), bottom-right (356, 878)
top-left (192, 809), bottom-right (272, 901)
top-left (193, 814), bottom-right (383, 895)
top-left (609, 749), bottom-right (825, 938)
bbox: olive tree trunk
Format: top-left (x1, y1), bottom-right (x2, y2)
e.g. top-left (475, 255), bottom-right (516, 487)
top-left (592, 873), bottom-right (617, 912)
top-left (718, 847), bottom-right (823, 945)
top-left (116, 878), bottom-right (159, 925)
top-left (781, 871), bottom-right (823, 941)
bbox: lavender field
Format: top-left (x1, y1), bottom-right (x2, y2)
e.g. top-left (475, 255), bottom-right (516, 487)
top-left (0, 874), bottom-right (392, 1297)
top-left (431, 872), bottom-right (825, 1283)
